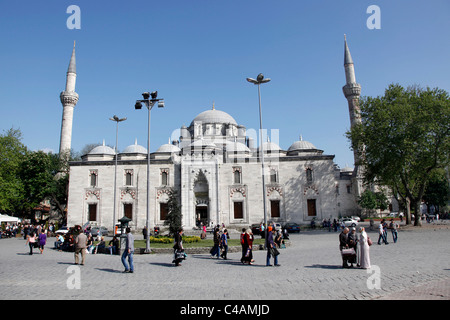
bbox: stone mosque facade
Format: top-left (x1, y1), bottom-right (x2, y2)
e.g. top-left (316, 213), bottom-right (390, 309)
top-left (66, 38), bottom-right (366, 231)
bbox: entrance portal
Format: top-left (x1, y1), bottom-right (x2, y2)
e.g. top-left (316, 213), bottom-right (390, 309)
top-left (196, 205), bottom-right (208, 227)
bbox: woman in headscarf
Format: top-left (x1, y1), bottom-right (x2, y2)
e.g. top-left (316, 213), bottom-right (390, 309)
top-left (241, 228), bottom-right (254, 265)
top-left (359, 227), bottom-right (371, 269)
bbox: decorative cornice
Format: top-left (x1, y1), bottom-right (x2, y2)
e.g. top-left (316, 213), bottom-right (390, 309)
top-left (342, 83), bottom-right (361, 99)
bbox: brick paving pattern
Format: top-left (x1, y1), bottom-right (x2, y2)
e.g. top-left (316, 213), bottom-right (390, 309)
top-left (0, 221), bottom-right (449, 300)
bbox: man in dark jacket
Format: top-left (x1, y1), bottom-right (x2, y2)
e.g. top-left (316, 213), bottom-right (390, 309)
top-left (266, 226), bottom-right (280, 267)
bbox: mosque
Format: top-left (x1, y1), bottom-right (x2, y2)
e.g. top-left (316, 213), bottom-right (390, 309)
top-left (64, 38), bottom-right (369, 231)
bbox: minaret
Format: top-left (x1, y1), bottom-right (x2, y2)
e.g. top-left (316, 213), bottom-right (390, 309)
top-left (59, 41), bottom-right (79, 158)
top-left (342, 35), bottom-right (364, 197)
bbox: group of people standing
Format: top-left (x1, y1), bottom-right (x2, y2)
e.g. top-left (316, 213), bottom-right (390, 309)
top-left (339, 227), bottom-right (371, 269)
top-left (377, 219), bottom-right (399, 245)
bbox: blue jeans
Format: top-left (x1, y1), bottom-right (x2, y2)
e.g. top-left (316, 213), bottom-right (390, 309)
top-left (266, 249), bottom-right (278, 266)
top-left (391, 230), bottom-right (398, 243)
top-left (121, 249), bottom-right (134, 271)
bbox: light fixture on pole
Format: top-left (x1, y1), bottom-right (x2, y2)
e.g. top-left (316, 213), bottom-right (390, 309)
top-left (246, 73), bottom-right (271, 242)
top-left (134, 91), bottom-right (165, 253)
top-left (109, 115), bottom-right (127, 236)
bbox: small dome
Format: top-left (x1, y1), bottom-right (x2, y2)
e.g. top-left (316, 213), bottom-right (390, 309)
top-left (190, 109), bottom-right (237, 127)
top-left (122, 140), bottom-right (147, 154)
top-left (260, 141), bottom-right (282, 152)
top-left (226, 141), bottom-right (250, 153)
top-left (89, 142), bottom-right (115, 155)
top-left (288, 136), bottom-right (317, 152)
top-left (155, 144), bottom-right (181, 153)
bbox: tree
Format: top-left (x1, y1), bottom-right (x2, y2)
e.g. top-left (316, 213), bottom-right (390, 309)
top-left (0, 128), bottom-right (27, 215)
top-left (358, 189), bottom-right (389, 217)
top-left (163, 188), bottom-right (182, 237)
top-left (347, 84), bottom-right (450, 226)
top-left (423, 169), bottom-right (449, 214)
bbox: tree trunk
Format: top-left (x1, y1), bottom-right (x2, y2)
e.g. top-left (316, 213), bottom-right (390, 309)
top-left (413, 200), bottom-right (422, 226)
top-left (405, 197), bottom-right (412, 225)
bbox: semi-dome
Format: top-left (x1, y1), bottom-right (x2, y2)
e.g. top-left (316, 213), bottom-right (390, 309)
top-left (190, 109), bottom-right (237, 127)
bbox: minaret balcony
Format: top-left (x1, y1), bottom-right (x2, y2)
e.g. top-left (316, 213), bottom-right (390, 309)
top-left (342, 83), bottom-right (361, 99)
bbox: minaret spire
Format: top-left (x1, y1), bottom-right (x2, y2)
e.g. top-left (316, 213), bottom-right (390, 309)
top-left (342, 35), bottom-right (364, 198)
top-left (59, 42), bottom-right (79, 159)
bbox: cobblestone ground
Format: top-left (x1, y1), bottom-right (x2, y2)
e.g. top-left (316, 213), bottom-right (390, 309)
top-left (1, 222), bottom-right (449, 300)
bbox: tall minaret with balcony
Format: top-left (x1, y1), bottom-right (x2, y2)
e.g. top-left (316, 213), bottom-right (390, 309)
top-left (342, 35), bottom-right (364, 197)
top-left (59, 41), bottom-right (79, 159)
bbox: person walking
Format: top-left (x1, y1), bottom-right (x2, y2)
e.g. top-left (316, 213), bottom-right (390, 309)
top-left (38, 229), bottom-right (47, 254)
top-left (121, 227), bottom-right (134, 273)
top-left (74, 228), bottom-right (87, 265)
top-left (358, 227), bottom-right (371, 269)
top-left (173, 228), bottom-right (184, 266)
top-left (266, 226), bottom-right (280, 267)
top-left (210, 226), bottom-right (220, 259)
top-left (389, 219), bottom-right (398, 243)
top-left (241, 228), bottom-right (254, 265)
top-left (377, 219), bottom-right (389, 245)
top-left (220, 229), bottom-right (229, 260)
top-left (26, 231), bottom-right (36, 255)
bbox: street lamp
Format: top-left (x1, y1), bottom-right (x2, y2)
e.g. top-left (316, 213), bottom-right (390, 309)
top-left (246, 73), bottom-right (271, 242)
top-left (134, 91), bottom-right (165, 253)
top-left (109, 115), bottom-right (127, 236)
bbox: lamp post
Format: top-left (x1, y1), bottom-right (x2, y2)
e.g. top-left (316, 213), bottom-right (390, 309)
top-left (246, 73), bottom-right (271, 242)
top-left (109, 115), bottom-right (127, 235)
top-left (134, 91), bottom-right (165, 253)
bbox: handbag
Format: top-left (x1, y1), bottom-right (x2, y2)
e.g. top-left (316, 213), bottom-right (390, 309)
top-left (175, 250), bottom-right (185, 260)
top-left (270, 247), bottom-right (280, 257)
top-left (341, 248), bottom-right (355, 255)
top-left (367, 237), bottom-right (373, 246)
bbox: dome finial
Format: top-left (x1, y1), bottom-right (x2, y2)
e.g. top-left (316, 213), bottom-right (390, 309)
top-left (212, 101), bottom-right (215, 110)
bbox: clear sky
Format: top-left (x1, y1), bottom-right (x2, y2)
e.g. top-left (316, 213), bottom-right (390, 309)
top-left (1, 0), bottom-right (449, 169)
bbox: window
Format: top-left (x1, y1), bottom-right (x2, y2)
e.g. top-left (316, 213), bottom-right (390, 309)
top-left (270, 169), bottom-right (277, 183)
top-left (234, 171), bottom-right (241, 184)
top-left (306, 168), bottom-right (313, 183)
top-left (234, 201), bottom-right (243, 219)
top-left (270, 200), bottom-right (280, 218)
top-left (347, 185), bottom-right (352, 194)
top-left (161, 169), bottom-right (169, 186)
top-left (160, 203), bottom-right (169, 220)
top-left (233, 167), bottom-right (241, 184)
top-left (88, 204), bottom-right (97, 221)
top-left (125, 171), bottom-right (133, 186)
top-left (124, 203), bottom-right (133, 220)
top-left (89, 170), bottom-right (97, 187)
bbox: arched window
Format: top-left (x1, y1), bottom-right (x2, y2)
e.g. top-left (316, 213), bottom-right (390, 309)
top-left (125, 172), bottom-right (132, 186)
top-left (306, 168), bottom-right (313, 183)
top-left (270, 169), bottom-right (277, 183)
top-left (161, 171), bottom-right (168, 186)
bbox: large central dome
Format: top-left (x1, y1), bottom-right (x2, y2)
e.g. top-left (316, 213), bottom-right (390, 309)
top-left (189, 109), bottom-right (237, 127)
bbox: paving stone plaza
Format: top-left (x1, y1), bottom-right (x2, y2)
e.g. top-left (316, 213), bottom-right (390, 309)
top-left (1, 222), bottom-right (449, 301)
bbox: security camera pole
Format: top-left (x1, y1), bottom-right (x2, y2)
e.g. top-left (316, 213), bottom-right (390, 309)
top-left (246, 74), bottom-right (271, 244)
top-left (109, 115), bottom-right (127, 236)
top-left (135, 91), bottom-right (165, 253)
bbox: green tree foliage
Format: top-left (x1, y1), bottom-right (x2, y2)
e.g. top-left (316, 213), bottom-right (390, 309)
top-left (0, 128), bottom-right (27, 215)
top-left (163, 188), bottom-right (182, 237)
top-left (347, 84), bottom-right (450, 226)
top-left (423, 170), bottom-right (449, 214)
top-left (358, 189), bottom-right (389, 217)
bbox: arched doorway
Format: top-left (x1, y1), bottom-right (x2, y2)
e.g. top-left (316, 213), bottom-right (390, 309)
top-left (193, 170), bottom-right (209, 227)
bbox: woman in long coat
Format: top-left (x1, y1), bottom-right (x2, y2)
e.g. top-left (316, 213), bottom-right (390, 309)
top-left (173, 228), bottom-right (184, 266)
top-left (241, 229), bottom-right (254, 265)
top-left (359, 227), bottom-right (371, 269)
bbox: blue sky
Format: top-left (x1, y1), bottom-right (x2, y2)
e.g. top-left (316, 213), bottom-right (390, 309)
top-left (0, 0), bottom-right (449, 169)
